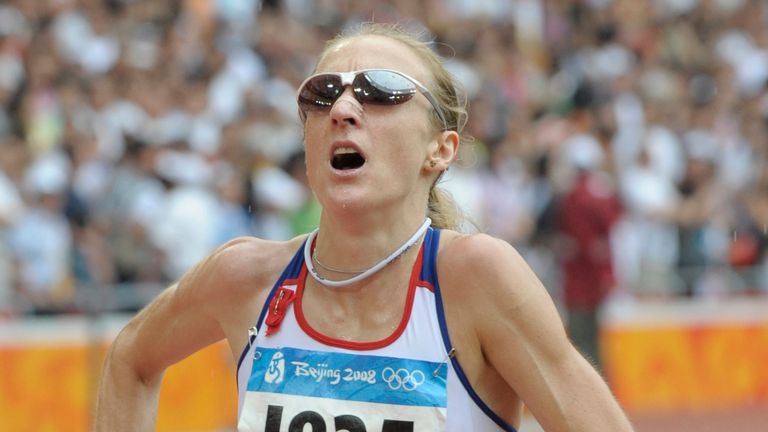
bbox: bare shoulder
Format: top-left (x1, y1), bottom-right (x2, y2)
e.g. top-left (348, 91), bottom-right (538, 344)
top-left (118, 234), bottom-right (309, 371)
top-left (434, 231), bottom-right (565, 424)
top-left (196, 235), bottom-right (306, 288)
top-left (436, 230), bottom-right (558, 339)
top-left (436, 231), bottom-right (634, 431)
top-left (438, 230), bottom-right (520, 261)
top-left (181, 234), bottom-right (307, 307)
top-left (437, 230), bottom-right (533, 296)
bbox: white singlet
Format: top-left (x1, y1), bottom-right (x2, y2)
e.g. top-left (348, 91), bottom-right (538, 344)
top-left (236, 228), bottom-right (517, 431)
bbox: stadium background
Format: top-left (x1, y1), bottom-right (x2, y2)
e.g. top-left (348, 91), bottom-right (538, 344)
top-left (1, 0), bottom-right (767, 430)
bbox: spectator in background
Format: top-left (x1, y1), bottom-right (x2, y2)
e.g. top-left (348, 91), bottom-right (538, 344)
top-left (0, 137), bottom-right (26, 316)
top-left (102, 135), bottom-right (165, 284)
top-left (149, 146), bottom-right (220, 281)
top-left (730, 153), bottom-right (768, 293)
top-left (8, 151), bottom-right (74, 314)
top-left (618, 141), bottom-right (683, 298)
top-left (211, 161), bottom-right (256, 244)
top-left (480, 141), bottom-right (537, 249)
top-left (662, 138), bottom-right (727, 296)
top-left (557, 135), bottom-right (622, 370)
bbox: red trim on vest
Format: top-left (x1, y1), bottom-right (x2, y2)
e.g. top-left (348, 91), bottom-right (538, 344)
top-left (293, 243), bottom-right (425, 350)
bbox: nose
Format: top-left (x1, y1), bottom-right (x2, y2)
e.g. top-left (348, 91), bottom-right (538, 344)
top-left (329, 87), bottom-right (362, 127)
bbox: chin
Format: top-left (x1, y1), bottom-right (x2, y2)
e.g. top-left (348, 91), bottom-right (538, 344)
top-left (323, 192), bottom-right (369, 212)
top-left (320, 187), bottom-right (394, 216)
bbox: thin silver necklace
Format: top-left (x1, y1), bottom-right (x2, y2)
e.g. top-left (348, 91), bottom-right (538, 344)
top-left (312, 255), bottom-right (365, 274)
top-left (304, 217), bottom-right (432, 288)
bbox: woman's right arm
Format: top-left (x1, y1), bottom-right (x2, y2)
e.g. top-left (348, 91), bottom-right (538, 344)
top-left (94, 237), bottom-right (275, 430)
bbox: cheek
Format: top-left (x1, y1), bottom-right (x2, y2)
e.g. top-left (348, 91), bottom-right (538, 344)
top-left (380, 115), bottom-right (433, 159)
top-left (302, 129), bottom-right (324, 178)
top-left (379, 131), bottom-right (430, 177)
top-left (304, 148), bottom-right (324, 180)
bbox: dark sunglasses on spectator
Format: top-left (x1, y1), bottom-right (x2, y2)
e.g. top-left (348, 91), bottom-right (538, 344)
top-left (297, 69), bottom-right (448, 130)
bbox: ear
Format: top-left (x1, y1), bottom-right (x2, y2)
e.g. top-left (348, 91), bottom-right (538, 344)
top-left (425, 130), bottom-right (459, 173)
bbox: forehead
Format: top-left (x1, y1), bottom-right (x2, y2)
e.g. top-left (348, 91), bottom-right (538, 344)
top-left (317, 35), bottom-right (430, 81)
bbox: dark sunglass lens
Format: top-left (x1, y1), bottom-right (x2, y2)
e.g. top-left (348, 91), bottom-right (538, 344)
top-left (298, 75), bottom-right (342, 112)
top-left (356, 71), bottom-right (416, 105)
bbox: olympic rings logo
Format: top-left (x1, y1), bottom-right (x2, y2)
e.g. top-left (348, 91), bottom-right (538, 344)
top-left (381, 367), bottom-right (426, 391)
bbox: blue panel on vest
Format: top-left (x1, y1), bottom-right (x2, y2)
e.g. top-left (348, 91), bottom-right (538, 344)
top-left (247, 346), bottom-right (448, 408)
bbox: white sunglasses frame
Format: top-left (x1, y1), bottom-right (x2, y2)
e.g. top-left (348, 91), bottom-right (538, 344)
top-left (296, 68), bottom-right (449, 130)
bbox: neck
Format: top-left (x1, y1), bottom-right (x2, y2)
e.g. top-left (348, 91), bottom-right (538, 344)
top-left (315, 206), bottom-right (427, 256)
top-left (305, 217), bottom-right (432, 288)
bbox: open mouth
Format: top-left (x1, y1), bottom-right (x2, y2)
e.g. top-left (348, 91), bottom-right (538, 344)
top-left (331, 149), bottom-right (366, 170)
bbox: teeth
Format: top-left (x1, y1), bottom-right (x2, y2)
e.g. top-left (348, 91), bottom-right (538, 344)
top-left (334, 147), bottom-right (357, 155)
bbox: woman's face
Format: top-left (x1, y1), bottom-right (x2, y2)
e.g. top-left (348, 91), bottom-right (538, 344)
top-left (302, 36), bottom-right (442, 216)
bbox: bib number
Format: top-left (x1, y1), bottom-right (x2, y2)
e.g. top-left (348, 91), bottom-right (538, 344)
top-left (265, 404), bottom-right (414, 432)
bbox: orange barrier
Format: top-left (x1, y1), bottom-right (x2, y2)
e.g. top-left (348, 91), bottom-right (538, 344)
top-left (156, 341), bottom-right (237, 430)
top-left (0, 317), bottom-right (237, 432)
top-left (0, 344), bottom-right (97, 431)
top-left (2, 298), bottom-right (768, 431)
top-left (603, 323), bottom-right (768, 411)
top-left (601, 297), bottom-right (768, 412)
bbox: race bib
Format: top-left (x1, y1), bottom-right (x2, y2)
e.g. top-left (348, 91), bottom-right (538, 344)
top-left (238, 346), bottom-right (448, 431)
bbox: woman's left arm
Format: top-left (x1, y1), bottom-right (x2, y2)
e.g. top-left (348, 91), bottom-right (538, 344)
top-left (441, 234), bottom-right (634, 432)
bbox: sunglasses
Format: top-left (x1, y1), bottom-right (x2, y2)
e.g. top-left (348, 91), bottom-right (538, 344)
top-left (297, 69), bottom-right (449, 130)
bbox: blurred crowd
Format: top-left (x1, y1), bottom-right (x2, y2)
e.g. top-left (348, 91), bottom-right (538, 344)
top-left (0, 0), bottom-right (767, 318)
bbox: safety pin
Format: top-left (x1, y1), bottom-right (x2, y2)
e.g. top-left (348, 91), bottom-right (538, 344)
top-left (433, 347), bottom-right (456, 377)
top-left (273, 290), bottom-right (285, 315)
top-left (247, 326), bottom-right (258, 349)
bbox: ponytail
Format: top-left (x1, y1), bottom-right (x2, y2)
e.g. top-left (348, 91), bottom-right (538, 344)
top-left (428, 185), bottom-right (463, 230)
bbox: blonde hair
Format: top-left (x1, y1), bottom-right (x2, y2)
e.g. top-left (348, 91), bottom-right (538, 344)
top-left (317, 23), bottom-right (469, 230)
